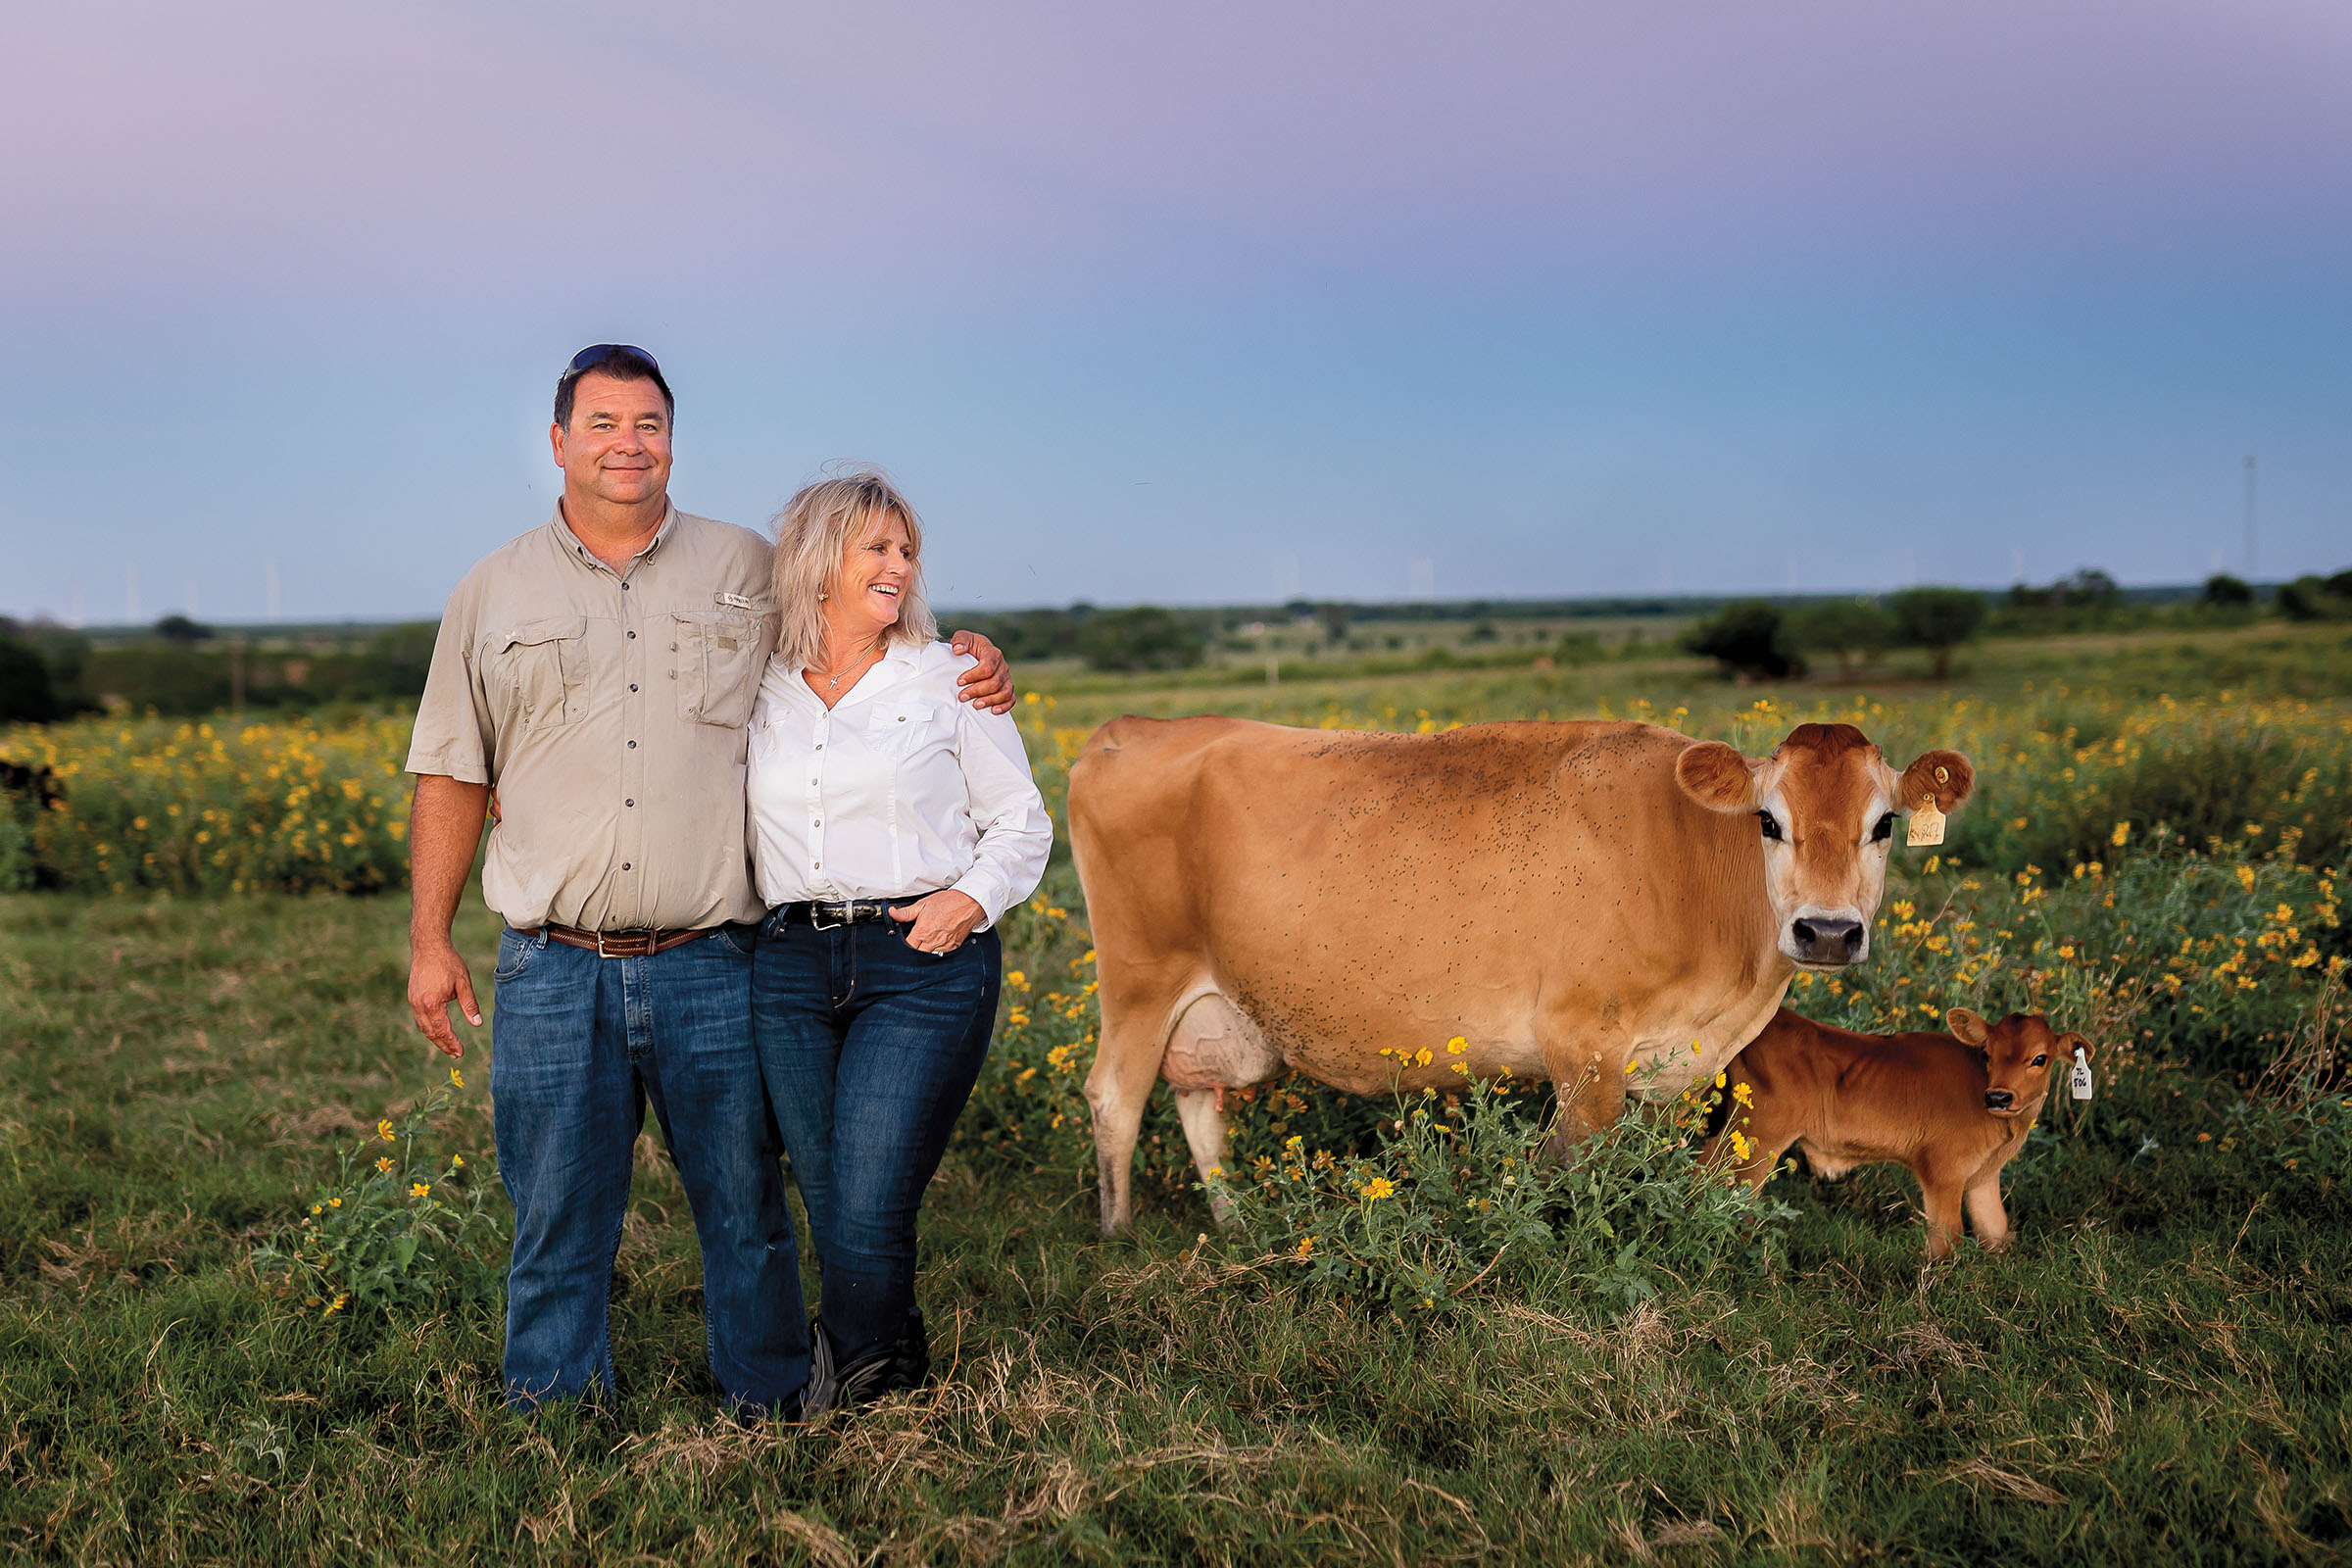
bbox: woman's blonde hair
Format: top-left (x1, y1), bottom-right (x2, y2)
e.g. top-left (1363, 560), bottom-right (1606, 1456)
top-left (770, 466), bottom-right (939, 672)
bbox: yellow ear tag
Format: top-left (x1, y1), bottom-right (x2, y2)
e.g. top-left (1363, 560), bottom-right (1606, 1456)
top-left (1907, 801), bottom-right (1946, 847)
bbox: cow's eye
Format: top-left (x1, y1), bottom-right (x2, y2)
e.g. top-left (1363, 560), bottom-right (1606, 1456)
top-left (1756, 810), bottom-right (1784, 842)
top-left (1872, 812), bottom-right (1894, 843)
top-left (2031, 1054), bottom-right (2047, 1067)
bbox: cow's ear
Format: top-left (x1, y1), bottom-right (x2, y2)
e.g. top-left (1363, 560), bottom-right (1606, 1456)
top-left (2057, 1031), bottom-right (2093, 1062)
top-left (1946, 1007), bottom-right (1989, 1046)
top-left (1898, 750), bottom-right (1974, 812)
top-left (1675, 742), bottom-right (1759, 813)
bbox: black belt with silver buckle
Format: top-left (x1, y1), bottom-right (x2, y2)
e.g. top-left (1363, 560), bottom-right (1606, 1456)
top-left (533, 921), bottom-right (714, 958)
top-left (775, 898), bottom-right (916, 930)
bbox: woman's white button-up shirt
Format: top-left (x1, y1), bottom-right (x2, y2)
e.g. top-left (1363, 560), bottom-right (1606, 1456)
top-left (746, 639), bottom-right (1052, 928)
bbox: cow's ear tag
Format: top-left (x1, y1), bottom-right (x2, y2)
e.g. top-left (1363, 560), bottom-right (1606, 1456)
top-left (2070, 1046), bottom-right (2094, 1101)
top-left (1907, 802), bottom-right (1946, 847)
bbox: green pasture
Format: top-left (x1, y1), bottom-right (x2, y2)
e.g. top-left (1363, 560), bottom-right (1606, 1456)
top-left (2, 622), bottom-right (2349, 1564)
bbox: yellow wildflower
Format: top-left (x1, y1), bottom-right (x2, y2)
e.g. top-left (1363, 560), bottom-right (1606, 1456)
top-left (1446, 1036), bottom-right (1468, 1055)
top-left (1358, 1176), bottom-right (1396, 1201)
top-left (328, 1198), bottom-right (342, 1208)
top-left (1414, 1048), bottom-right (1434, 1067)
top-left (375, 1156), bottom-right (394, 1174)
top-left (2111, 821), bottom-right (2130, 848)
top-left (376, 1119), bottom-right (396, 1142)
top-left (410, 1183), bottom-right (430, 1199)
top-left (1295, 1235), bottom-right (1315, 1258)
top-left (1733, 1082), bottom-right (1754, 1108)
top-left (449, 1067), bottom-right (465, 1089)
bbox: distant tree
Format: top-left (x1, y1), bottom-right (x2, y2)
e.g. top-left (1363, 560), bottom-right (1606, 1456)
top-left (0, 635), bottom-right (63, 723)
top-left (1683, 601), bottom-right (1798, 680)
top-left (1786, 599), bottom-right (1893, 675)
top-left (1887, 587), bottom-right (1987, 679)
top-left (2060, 568), bottom-right (2120, 609)
top-left (154, 613), bottom-right (216, 646)
top-left (2276, 575), bottom-right (2344, 622)
top-left (2202, 573), bottom-right (2255, 608)
top-left (1075, 607), bottom-right (1205, 671)
top-left (1314, 602), bottom-right (1349, 647)
top-left (1465, 619), bottom-right (1499, 644)
top-left (2327, 567), bottom-right (2352, 599)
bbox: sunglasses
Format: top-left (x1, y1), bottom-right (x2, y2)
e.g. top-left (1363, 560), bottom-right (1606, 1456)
top-left (566, 343), bottom-right (662, 375)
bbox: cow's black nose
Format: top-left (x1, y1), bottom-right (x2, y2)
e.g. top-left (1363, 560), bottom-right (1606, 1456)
top-left (1790, 917), bottom-right (1866, 965)
top-left (1984, 1089), bottom-right (2014, 1110)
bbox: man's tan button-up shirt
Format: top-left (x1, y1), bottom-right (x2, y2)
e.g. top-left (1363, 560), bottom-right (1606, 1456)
top-left (405, 506), bottom-right (777, 932)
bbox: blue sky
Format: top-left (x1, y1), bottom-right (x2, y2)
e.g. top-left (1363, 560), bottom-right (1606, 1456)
top-left (5, 0), bottom-right (2348, 620)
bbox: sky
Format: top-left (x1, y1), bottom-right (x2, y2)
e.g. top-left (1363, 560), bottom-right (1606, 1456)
top-left (4, 0), bottom-right (2349, 621)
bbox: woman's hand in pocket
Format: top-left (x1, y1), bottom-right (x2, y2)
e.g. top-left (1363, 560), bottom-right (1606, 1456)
top-left (888, 891), bottom-right (986, 955)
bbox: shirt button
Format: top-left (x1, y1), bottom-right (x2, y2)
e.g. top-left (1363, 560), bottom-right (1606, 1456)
top-left (625, 799), bottom-right (635, 808)
top-left (621, 582), bottom-right (631, 591)
top-left (621, 862), bottom-right (632, 870)
top-left (629, 683), bottom-right (639, 692)
top-left (627, 740), bottom-right (636, 749)
top-left (627, 630), bottom-right (636, 639)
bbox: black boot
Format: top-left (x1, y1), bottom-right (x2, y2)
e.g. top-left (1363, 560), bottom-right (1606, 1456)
top-left (805, 1308), bottom-right (931, 1415)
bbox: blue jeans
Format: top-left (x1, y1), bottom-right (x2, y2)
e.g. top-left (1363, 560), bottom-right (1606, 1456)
top-left (752, 911), bottom-right (1001, 1367)
top-left (490, 924), bottom-right (805, 1413)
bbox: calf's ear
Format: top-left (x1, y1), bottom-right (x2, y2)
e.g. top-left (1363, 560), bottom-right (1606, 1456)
top-left (2057, 1031), bottom-right (2093, 1061)
top-left (1898, 750), bottom-right (1975, 812)
top-left (1946, 1006), bottom-right (1990, 1046)
top-left (1676, 742), bottom-right (1760, 812)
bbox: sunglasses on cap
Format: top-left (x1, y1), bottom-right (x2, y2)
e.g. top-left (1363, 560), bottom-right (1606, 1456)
top-left (566, 343), bottom-right (662, 375)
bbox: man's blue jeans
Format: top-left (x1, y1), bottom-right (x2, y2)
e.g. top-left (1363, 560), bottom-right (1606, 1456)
top-left (490, 923), bottom-right (806, 1413)
top-left (751, 912), bottom-right (1002, 1368)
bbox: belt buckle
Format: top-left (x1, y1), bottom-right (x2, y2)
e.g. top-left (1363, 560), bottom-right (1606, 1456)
top-left (808, 902), bottom-right (847, 932)
top-left (596, 929), bottom-right (657, 957)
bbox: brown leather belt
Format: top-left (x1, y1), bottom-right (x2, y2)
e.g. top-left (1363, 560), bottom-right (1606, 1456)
top-left (530, 922), bottom-right (715, 958)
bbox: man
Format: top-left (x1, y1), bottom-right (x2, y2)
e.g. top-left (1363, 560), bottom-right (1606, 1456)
top-left (405, 344), bottom-right (1011, 1413)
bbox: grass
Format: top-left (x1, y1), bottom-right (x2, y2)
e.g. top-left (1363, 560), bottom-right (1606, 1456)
top-left (3, 622), bottom-right (2351, 1563)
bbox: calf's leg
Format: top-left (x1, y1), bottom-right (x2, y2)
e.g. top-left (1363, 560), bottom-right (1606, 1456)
top-left (1918, 1174), bottom-right (1966, 1260)
top-left (1963, 1171), bottom-right (2011, 1252)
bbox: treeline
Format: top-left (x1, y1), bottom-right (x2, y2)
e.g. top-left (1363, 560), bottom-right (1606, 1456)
top-left (0, 617), bottom-right (437, 722)
top-left (1682, 567), bottom-right (2352, 680)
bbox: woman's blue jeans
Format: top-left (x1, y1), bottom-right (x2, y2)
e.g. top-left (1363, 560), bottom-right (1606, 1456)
top-left (490, 923), bottom-right (806, 1413)
top-left (752, 910), bottom-right (1001, 1367)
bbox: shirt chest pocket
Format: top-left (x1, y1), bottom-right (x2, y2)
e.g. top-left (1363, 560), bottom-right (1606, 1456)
top-left (486, 616), bottom-right (587, 731)
top-left (870, 700), bottom-right (945, 760)
top-left (672, 612), bottom-right (762, 727)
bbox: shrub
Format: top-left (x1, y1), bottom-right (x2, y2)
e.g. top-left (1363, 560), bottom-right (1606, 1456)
top-left (254, 1084), bottom-right (508, 1318)
top-left (1683, 601), bottom-right (1798, 680)
top-left (0, 635), bottom-right (63, 724)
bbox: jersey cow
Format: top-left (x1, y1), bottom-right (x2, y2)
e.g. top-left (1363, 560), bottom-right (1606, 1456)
top-left (1067, 717), bottom-right (1973, 1236)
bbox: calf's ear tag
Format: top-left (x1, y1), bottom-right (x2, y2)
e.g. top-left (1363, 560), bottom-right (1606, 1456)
top-left (1907, 801), bottom-right (1946, 847)
top-left (2070, 1046), bottom-right (2094, 1101)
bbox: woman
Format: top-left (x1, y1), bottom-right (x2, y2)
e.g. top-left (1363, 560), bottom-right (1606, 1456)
top-left (747, 468), bottom-right (1052, 1414)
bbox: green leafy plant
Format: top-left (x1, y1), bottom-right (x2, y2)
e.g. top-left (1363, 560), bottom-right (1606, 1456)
top-left (255, 1083), bottom-right (508, 1318)
top-left (1209, 1057), bottom-right (1795, 1318)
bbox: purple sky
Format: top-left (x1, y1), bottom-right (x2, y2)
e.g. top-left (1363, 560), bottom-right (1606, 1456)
top-left (6, 0), bottom-right (2349, 619)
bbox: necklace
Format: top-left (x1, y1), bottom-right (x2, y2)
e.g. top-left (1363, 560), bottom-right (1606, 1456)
top-left (815, 640), bottom-right (882, 690)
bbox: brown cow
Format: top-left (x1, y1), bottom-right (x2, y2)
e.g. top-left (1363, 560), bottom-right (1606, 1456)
top-left (1706, 1006), bottom-right (2090, 1257)
top-left (1067, 717), bottom-right (1973, 1235)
